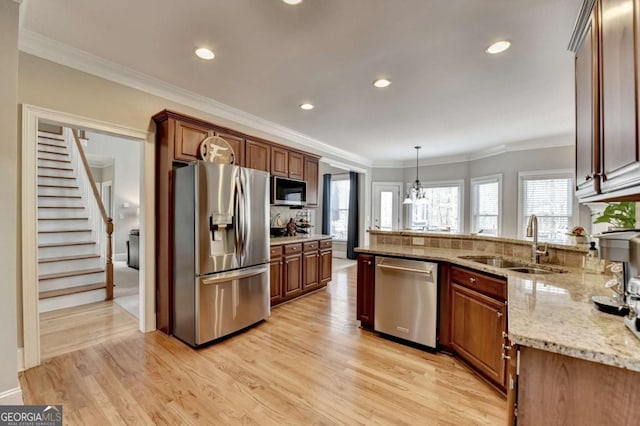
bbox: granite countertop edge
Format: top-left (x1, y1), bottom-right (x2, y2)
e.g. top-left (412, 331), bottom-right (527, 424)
top-left (270, 234), bottom-right (333, 246)
top-left (355, 244), bottom-right (640, 373)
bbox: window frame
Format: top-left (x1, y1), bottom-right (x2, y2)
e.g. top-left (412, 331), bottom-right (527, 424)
top-left (329, 176), bottom-right (351, 242)
top-left (517, 169), bottom-right (577, 243)
top-left (406, 179), bottom-right (465, 233)
top-left (470, 174), bottom-right (503, 236)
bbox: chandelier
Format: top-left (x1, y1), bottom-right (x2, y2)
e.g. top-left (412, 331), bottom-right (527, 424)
top-left (403, 146), bottom-right (425, 205)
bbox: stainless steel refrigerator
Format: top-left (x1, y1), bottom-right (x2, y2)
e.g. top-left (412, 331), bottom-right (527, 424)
top-left (173, 161), bottom-right (270, 346)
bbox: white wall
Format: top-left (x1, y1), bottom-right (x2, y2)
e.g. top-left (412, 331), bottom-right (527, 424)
top-left (85, 132), bottom-right (142, 256)
top-left (0, 0), bottom-right (21, 402)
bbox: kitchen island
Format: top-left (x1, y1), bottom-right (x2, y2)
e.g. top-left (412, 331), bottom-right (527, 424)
top-left (269, 234), bottom-right (332, 307)
top-left (356, 232), bottom-right (640, 424)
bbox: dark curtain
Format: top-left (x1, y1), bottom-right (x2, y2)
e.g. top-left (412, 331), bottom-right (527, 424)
top-left (347, 171), bottom-right (359, 259)
top-left (322, 174), bottom-right (332, 235)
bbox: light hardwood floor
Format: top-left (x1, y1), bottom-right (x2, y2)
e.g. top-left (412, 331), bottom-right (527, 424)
top-left (22, 264), bottom-right (506, 425)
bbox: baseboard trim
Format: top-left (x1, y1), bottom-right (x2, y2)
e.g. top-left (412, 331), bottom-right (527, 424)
top-left (333, 251), bottom-right (347, 259)
top-left (0, 387), bottom-right (23, 405)
top-left (114, 252), bottom-right (127, 262)
top-left (17, 348), bottom-right (24, 372)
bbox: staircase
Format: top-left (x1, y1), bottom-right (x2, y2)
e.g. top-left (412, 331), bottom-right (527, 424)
top-left (37, 128), bottom-right (113, 312)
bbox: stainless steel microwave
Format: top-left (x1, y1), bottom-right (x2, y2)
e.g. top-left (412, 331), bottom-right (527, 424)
top-left (271, 176), bottom-right (307, 206)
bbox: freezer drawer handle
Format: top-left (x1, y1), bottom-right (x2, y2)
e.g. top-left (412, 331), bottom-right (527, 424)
top-left (377, 262), bottom-right (432, 276)
top-left (201, 265), bottom-right (268, 285)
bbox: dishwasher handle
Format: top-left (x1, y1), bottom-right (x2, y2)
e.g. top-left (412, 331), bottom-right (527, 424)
top-left (377, 262), bottom-right (432, 276)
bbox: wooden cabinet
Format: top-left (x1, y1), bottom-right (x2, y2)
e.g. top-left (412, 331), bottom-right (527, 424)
top-left (216, 131), bottom-right (245, 167)
top-left (571, 0), bottom-right (640, 201)
top-left (271, 146), bottom-right (289, 177)
top-left (304, 156), bottom-right (319, 207)
top-left (283, 245), bottom-right (303, 299)
top-left (174, 120), bottom-right (213, 162)
top-left (448, 266), bottom-right (508, 391)
top-left (302, 241), bottom-right (319, 290)
top-left (356, 254), bottom-right (375, 329)
top-left (269, 246), bottom-right (284, 306)
top-left (289, 152), bottom-right (304, 179)
top-left (319, 239), bottom-right (332, 285)
top-left (246, 139), bottom-right (271, 172)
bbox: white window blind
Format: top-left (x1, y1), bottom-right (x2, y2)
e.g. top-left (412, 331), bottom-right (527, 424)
top-left (410, 182), bottom-right (463, 233)
top-left (471, 176), bottom-right (501, 236)
top-left (330, 179), bottom-right (350, 241)
top-left (519, 173), bottom-right (574, 243)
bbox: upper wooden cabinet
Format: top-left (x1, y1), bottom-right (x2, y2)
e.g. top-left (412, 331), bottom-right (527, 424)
top-left (571, 0), bottom-right (640, 201)
top-left (174, 120), bottom-right (213, 163)
top-left (216, 131), bottom-right (245, 167)
top-left (245, 139), bottom-right (271, 173)
top-left (288, 152), bottom-right (304, 180)
top-left (304, 156), bottom-right (319, 207)
top-left (271, 146), bottom-right (289, 177)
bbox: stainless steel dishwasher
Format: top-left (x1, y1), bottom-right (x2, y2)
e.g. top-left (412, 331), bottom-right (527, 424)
top-left (374, 256), bottom-right (438, 349)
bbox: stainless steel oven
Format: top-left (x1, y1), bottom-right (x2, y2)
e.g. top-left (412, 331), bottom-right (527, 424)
top-left (374, 256), bottom-right (438, 349)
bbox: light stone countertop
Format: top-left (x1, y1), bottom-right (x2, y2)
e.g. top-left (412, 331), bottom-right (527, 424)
top-left (355, 243), bottom-right (640, 372)
top-left (270, 234), bottom-right (332, 246)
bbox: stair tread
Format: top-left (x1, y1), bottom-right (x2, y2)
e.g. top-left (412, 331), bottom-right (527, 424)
top-left (38, 241), bottom-right (96, 248)
top-left (38, 135), bottom-right (65, 142)
top-left (38, 217), bottom-right (88, 221)
top-left (39, 268), bottom-right (104, 280)
top-left (37, 150), bottom-right (69, 156)
top-left (38, 194), bottom-right (82, 198)
top-left (37, 158), bottom-right (71, 163)
top-left (39, 254), bottom-right (100, 263)
top-left (38, 229), bottom-right (92, 233)
top-left (38, 141), bottom-right (66, 148)
top-left (38, 206), bottom-right (85, 209)
top-left (38, 174), bottom-right (75, 180)
top-left (39, 282), bottom-right (106, 300)
top-left (38, 184), bottom-right (79, 189)
top-left (38, 166), bottom-right (74, 171)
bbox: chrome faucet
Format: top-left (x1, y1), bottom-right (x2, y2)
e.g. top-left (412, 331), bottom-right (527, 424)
top-left (526, 215), bottom-right (549, 263)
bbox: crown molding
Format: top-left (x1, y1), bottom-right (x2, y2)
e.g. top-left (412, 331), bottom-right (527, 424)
top-left (18, 30), bottom-right (373, 168)
top-left (371, 133), bottom-right (573, 168)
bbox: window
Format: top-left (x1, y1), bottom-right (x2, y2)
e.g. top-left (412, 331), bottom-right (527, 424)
top-left (471, 175), bottom-right (502, 236)
top-left (330, 178), bottom-right (350, 240)
top-left (518, 171), bottom-right (574, 244)
top-left (409, 181), bottom-right (463, 233)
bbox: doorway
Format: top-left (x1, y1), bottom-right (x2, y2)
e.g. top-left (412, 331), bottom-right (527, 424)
top-left (372, 182), bottom-right (402, 231)
top-left (21, 105), bottom-right (153, 369)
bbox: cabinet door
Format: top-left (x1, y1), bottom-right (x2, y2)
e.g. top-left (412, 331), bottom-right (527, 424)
top-left (283, 253), bottom-right (303, 298)
top-left (216, 132), bottom-right (245, 167)
top-left (289, 152), bottom-right (304, 179)
top-left (451, 283), bottom-right (506, 388)
top-left (304, 156), bottom-right (319, 207)
top-left (600, 0), bottom-right (640, 193)
top-left (246, 139), bottom-right (271, 172)
top-left (303, 250), bottom-right (319, 289)
top-left (174, 120), bottom-right (213, 162)
top-left (271, 146), bottom-right (289, 177)
top-left (575, 9), bottom-right (600, 197)
top-left (356, 254), bottom-right (375, 329)
top-left (319, 248), bottom-right (332, 284)
top-left (269, 258), bottom-right (283, 306)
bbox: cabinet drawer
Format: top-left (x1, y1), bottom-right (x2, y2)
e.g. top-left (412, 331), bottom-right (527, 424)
top-left (284, 243), bottom-right (302, 255)
top-left (320, 239), bottom-right (332, 249)
top-left (270, 245), bottom-right (283, 258)
top-left (450, 266), bottom-right (506, 301)
top-left (303, 241), bottom-right (319, 252)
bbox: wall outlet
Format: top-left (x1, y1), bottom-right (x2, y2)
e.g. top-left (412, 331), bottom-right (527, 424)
top-left (412, 237), bottom-right (424, 245)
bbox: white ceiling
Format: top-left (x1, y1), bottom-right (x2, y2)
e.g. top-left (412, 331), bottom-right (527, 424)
top-left (21, 0), bottom-right (581, 165)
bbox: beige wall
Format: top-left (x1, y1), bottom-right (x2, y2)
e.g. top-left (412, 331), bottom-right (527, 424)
top-left (1, 0), bottom-right (20, 394)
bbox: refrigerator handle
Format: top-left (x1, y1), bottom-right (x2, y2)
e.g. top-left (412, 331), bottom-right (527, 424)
top-left (240, 172), bottom-right (248, 256)
top-left (234, 177), bottom-right (242, 256)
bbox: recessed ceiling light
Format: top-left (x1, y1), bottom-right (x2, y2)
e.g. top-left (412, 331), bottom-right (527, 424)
top-left (283, 0), bottom-right (303, 4)
top-left (373, 78), bottom-right (392, 88)
top-left (300, 103), bottom-right (314, 110)
top-left (485, 40), bottom-right (511, 55)
top-left (195, 47), bottom-right (215, 60)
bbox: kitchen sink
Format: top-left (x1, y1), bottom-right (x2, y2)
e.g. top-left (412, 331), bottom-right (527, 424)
top-left (459, 256), bottom-right (567, 274)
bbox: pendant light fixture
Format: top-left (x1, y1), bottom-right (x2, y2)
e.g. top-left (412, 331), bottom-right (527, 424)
top-left (403, 146), bottom-right (425, 204)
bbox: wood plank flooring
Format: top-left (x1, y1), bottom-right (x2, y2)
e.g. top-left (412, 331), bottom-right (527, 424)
top-left (22, 264), bottom-right (506, 425)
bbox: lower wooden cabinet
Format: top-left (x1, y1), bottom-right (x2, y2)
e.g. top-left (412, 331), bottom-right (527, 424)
top-left (270, 239), bottom-right (332, 307)
top-left (449, 267), bottom-right (507, 391)
top-left (356, 254), bottom-right (375, 329)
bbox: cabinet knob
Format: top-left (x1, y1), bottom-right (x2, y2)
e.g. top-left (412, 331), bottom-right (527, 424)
top-left (367, 261), bottom-right (372, 265)
top-left (502, 343), bottom-right (512, 350)
top-left (502, 331), bottom-right (508, 339)
top-left (497, 311), bottom-right (503, 318)
top-left (502, 353), bottom-right (511, 360)
top-left (469, 277), bottom-right (476, 283)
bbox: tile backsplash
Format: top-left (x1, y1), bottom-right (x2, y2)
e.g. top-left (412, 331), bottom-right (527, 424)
top-left (270, 206), bottom-right (316, 233)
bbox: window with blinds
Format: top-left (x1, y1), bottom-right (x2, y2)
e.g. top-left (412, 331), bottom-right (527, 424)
top-left (518, 172), bottom-right (574, 243)
top-left (330, 179), bottom-right (350, 241)
top-left (410, 181), bottom-right (463, 233)
top-left (471, 175), bottom-right (501, 236)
